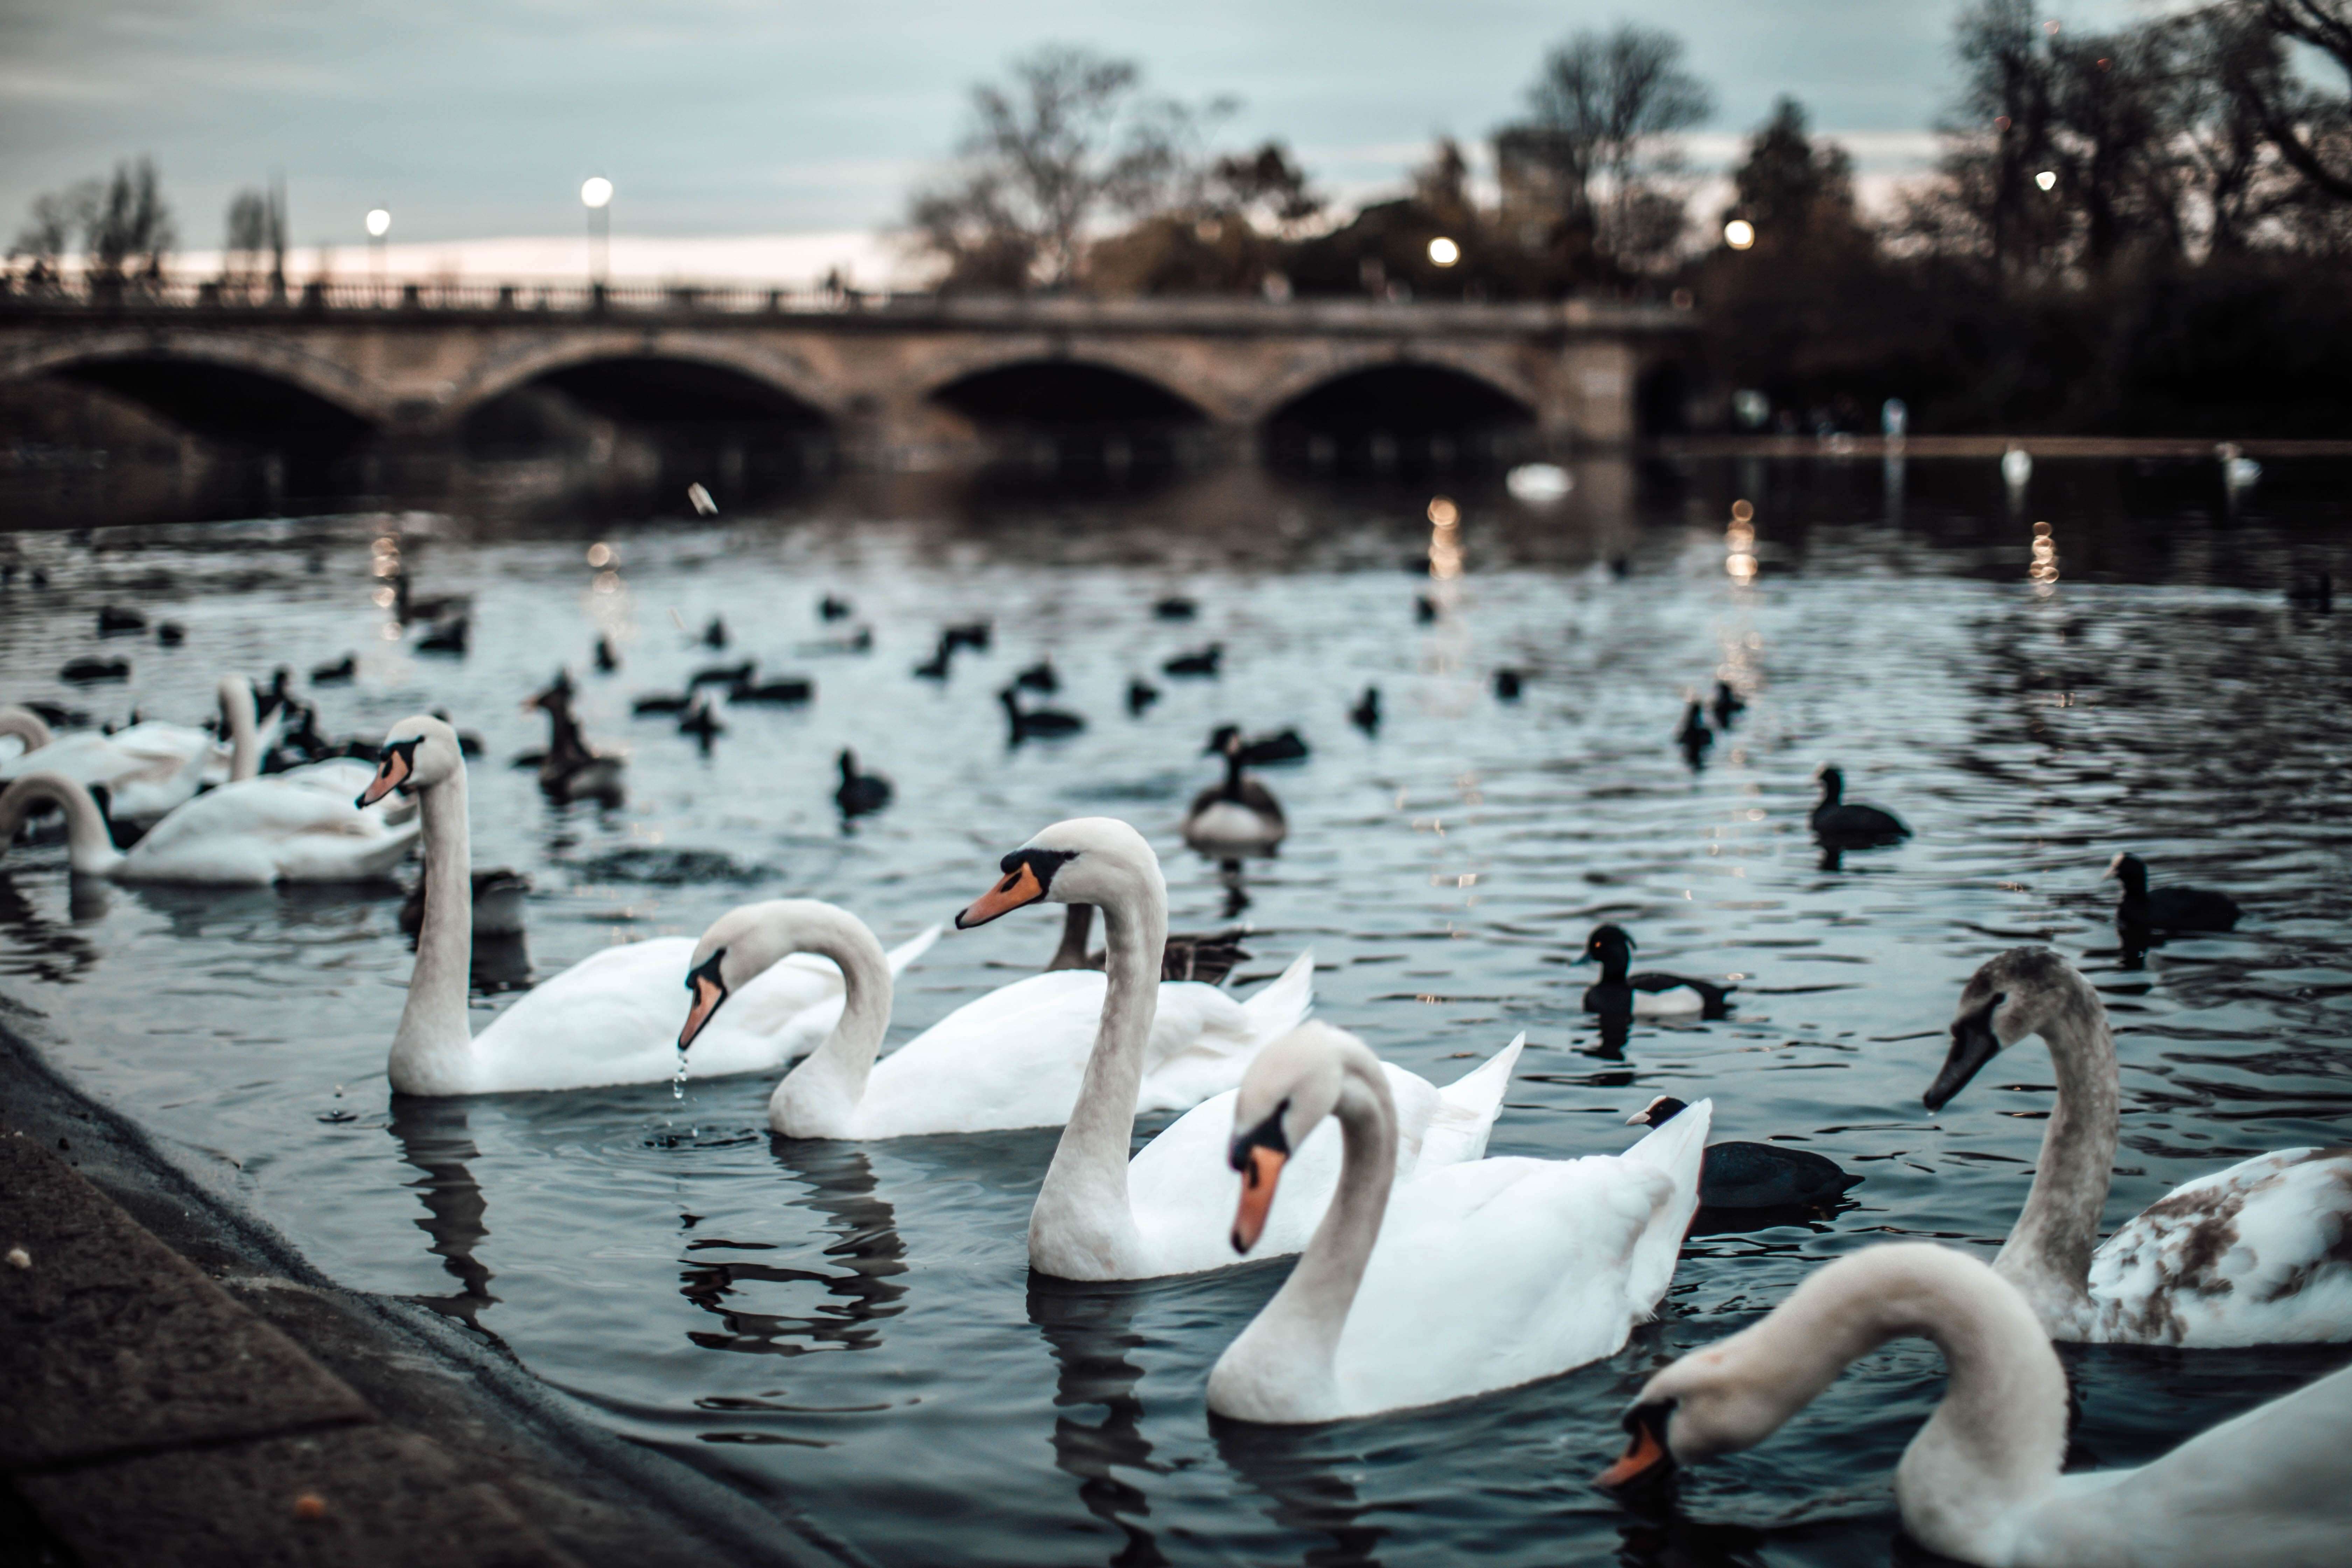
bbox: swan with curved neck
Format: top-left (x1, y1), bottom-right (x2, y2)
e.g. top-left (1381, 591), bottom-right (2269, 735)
top-left (1601, 1242), bottom-right (2352, 1568)
top-left (0, 688), bottom-right (415, 885)
top-left (953, 817), bottom-right (1511, 1280)
top-left (360, 716), bottom-right (923, 1097)
top-left (1926, 947), bottom-right (2352, 1345)
top-left (678, 820), bottom-right (1314, 1148)
top-left (1206, 1021), bottom-right (1709, 1423)
top-left (0, 677), bottom-right (257, 826)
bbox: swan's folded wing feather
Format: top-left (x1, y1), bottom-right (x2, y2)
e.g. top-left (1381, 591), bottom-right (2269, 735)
top-left (1136, 951), bottom-right (1315, 1111)
top-left (472, 936), bottom-right (705, 1090)
top-left (1330, 1153), bottom-right (1676, 1415)
top-left (2089, 1147), bottom-right (2352, 1346)
top-left (860, 971), bottom-right (1115, 1133)
top-left (2029, 1362), bottom-right (2352, 1564)
top-left (1413, 1034), bottom-right (1525, 1173)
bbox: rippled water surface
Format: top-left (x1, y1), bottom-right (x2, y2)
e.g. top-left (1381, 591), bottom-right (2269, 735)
top-left (5, 455), bottom-right (2352, 1567)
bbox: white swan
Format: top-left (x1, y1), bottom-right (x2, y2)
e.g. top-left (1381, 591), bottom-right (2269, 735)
top-left (205, 675), bottom-right (415, 821)
top-left (0, 683), bottom-right (267, 827)
top-left (0, 703), bottom-right (419, 885)
top-left (680, 862), bottom-right (1313, 1142)
top-left (1599, 1242), bottom-right (2352, 1568)
top-left (358, 715), bottom-right (935, 1097)
top-left (952, 816), bottom-right (1517, 1280)
top-left (1927, 947), bottom-right (2352, 1345)
top-left (1205, 1021), bottom-right (1710, 1423)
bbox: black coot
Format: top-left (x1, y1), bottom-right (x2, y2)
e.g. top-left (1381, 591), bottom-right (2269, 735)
top-left (1626, 1095), bottom-right (1863, 1210)
top-left (1811, 765), bottom-right (1908, 846)
top-left (2104, 852), bottom-right (2240, 932)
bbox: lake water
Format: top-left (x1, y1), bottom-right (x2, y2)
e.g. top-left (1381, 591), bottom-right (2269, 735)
top-left (4, 452), bottom-right (2350, 1567)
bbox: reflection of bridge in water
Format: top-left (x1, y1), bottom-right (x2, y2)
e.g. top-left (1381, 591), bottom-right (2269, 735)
top-left (0, 284), bottom-right (1697, 482)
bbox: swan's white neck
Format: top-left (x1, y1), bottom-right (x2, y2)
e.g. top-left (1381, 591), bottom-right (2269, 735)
top-left (0, 773), bottom-right (124, 877)
top-left (219, 677), bottom-right (261, 781)
top-left (1212, 1038), bottom-right (1398, 1419)
top-left (1994, 978), bottom-right (2119, 1333)
top-left (389, 766), bottom-right (476, 1095)
top-left (767, 908), bottom-right (896, 1135)
top-left (1027, 863), bottom-right (1168, 1276)
top-left (1679, 1246), bottom-right (2067, 1562)
top-left (0, 707), bottom-right (54, 755)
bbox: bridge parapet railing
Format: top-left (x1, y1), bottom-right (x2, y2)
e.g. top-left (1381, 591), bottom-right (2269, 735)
top-left (0, 272), bottom-right (879, 315)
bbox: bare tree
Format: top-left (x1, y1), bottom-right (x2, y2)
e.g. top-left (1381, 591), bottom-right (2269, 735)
top-left (10, 182), bottom-right (96, 280)
top-left (222, 181), bottom-right (287, 298)
top-left (84, 158), bottom-right (174, 284)
top-left (1493, 24), bottom-right (1712, 268)
top-left (908, 45), bottom-right (1225, 291)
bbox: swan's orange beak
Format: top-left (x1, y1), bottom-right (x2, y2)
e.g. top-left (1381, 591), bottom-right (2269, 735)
top-left (958, 861), bottom-right (1044, 929)
top-left (1230, 1145), bottom-right (1287, 1253)
top-left (678, 952), bottom-right (728, 1052)
top-left (357, 749), bottom-right (409, 808)
top-left (1596, 1404), bottom-right (1675, 1489)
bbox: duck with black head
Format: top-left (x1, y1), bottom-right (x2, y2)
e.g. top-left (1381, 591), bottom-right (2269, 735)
top-left (1811, 764), bottom-right (1908, 847)
top-left (1624, 1094), bottom-right (1860, 1210)
top-left (1576, 925), bottom-right (1735, 1018)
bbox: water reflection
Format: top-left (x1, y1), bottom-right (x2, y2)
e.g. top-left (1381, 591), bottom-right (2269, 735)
top-left (1212, 1418), bottom-right (1388, 1568)
top-left (385, 1096), bottom-right (499, 1331)
top-left (1028, 1278), bottom-right (1170, 1568)
top-left (0, 872), bottom-right (102, 982)
top-left (680, 1141), bottom-right (907, 1359)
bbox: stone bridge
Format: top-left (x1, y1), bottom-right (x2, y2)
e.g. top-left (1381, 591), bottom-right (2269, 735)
top-left (0, 285), bottom-right (1698, 468)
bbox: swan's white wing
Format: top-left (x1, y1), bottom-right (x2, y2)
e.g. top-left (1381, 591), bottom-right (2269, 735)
top-left (473, 936), bottom-right (702, 1091)
top-left (122, 779), bottom-right (419, 884)
top-left (1125, 1041), bottom-right (1525, 1279)
top-left (1327, 1148), bottom-right (1686, 1418)
top-left (1136, 950), bottom-right (1316, 1111)
top-left (2088, 1147), bottom-right (2352, 1346)
top-left (854, 971), bottom-right (1116, 1135)
top-left (2027, 1362), bottom-right (2352, 1567)
top-left (5, 730), bottom-right (209, 824)
top-left (276, 759), bottom-right (418, 824)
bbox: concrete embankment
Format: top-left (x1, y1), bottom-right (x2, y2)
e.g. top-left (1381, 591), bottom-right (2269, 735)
top-left (0, 1020), bottom-right (844, 1568)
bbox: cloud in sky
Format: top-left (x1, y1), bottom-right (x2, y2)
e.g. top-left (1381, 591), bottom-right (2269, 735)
top-left (1, 0), bottom-right (2158, 267)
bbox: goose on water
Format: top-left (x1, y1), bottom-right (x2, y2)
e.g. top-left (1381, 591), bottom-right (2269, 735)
top-left (1208, 1021), bottom-right (1706, 1422)
top-left (1577, 925), bottom-right (1734, 1018)
top-left (1044, 902), bottom-right (1250, 985)
top-left (1183, 730), bottom-right (1286, 857)
top-left (526, 686), bottom-right (625, 803)
top-left (1624, 1094), bottom-right (1859, 1210)
top-left (1811, 765), bottom-right (1908, 846)
top-left (59, 656), bottom-right (129, 684)
top-left (400, 867), bottom-right (531, 939)
top-left (1164, 644), bottom-right (1222, 677)
top-left (2102, 851), bottom-right (2239, 932)
top-left (96, 605), bottom-right (145, 634)
top-left (954, 818), bottom-right (1518, 1282)
top-left (1600, 1243), bottom-right (2352, 1568)
top-left (943, 620), bottom-right (992, 653)
top-left (357, 717), bottom-right (936, 1095)
top-left (1925, 947), bottom-right (2352, 1345)
top-left (310, 654), bottom-right (356, 684)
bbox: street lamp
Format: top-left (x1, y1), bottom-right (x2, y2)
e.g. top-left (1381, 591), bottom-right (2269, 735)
top-left (2034, 169), bottom-right (2058, 191)
top-left (365, 208), bottom-right (391, 302)
top-left (1723, 218), bottom-right (1756, 251)
top-left (1427, 235), bottom-right (1460, 267)
top-left (581, 177), bottom-right (613, 294)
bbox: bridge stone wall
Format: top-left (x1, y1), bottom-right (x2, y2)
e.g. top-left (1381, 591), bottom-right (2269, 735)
top-left (0, 296), bottom-right (1695, 463)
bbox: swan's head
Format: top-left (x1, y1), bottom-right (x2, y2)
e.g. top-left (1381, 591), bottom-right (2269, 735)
top-left (1580, 924), bottom-right (1634, 968)
top-left (954, 817), bottom-right (1160, 929)
top-left (677, 899), bottom-right (849, 1051)
top-left (1225, 1021), bottom-right (1360, 1254)
top-left (1925, 946), bottom-right (2088, 1112)
top-left (358, 714), bottom-right (463, 807)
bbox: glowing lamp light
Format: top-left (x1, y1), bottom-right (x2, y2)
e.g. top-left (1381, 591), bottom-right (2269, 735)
top-left (2035, 170), bottom-right (2058, 191)
top-left (581, 177), bottom-right (614, 209)
top-left (365, 208), bottom-right (391, 238)
top-left (1724, 219), bottom-right (1756, 250)
top-left (1427, 236), bottom-right (1461, 267)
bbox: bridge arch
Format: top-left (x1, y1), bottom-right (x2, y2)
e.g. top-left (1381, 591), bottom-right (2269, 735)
top-left (0, 330), bottom-right (389, 447)
top-left (925, 355), bottom-right (1213, 429)
top-left (439, 331), bottom-right (842, 432)
top-left (1257, 352), bottom-right (1539, 470)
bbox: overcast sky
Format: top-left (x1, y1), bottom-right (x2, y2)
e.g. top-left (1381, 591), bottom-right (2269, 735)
top-left (3, 0), bottom-right (2164, 262)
